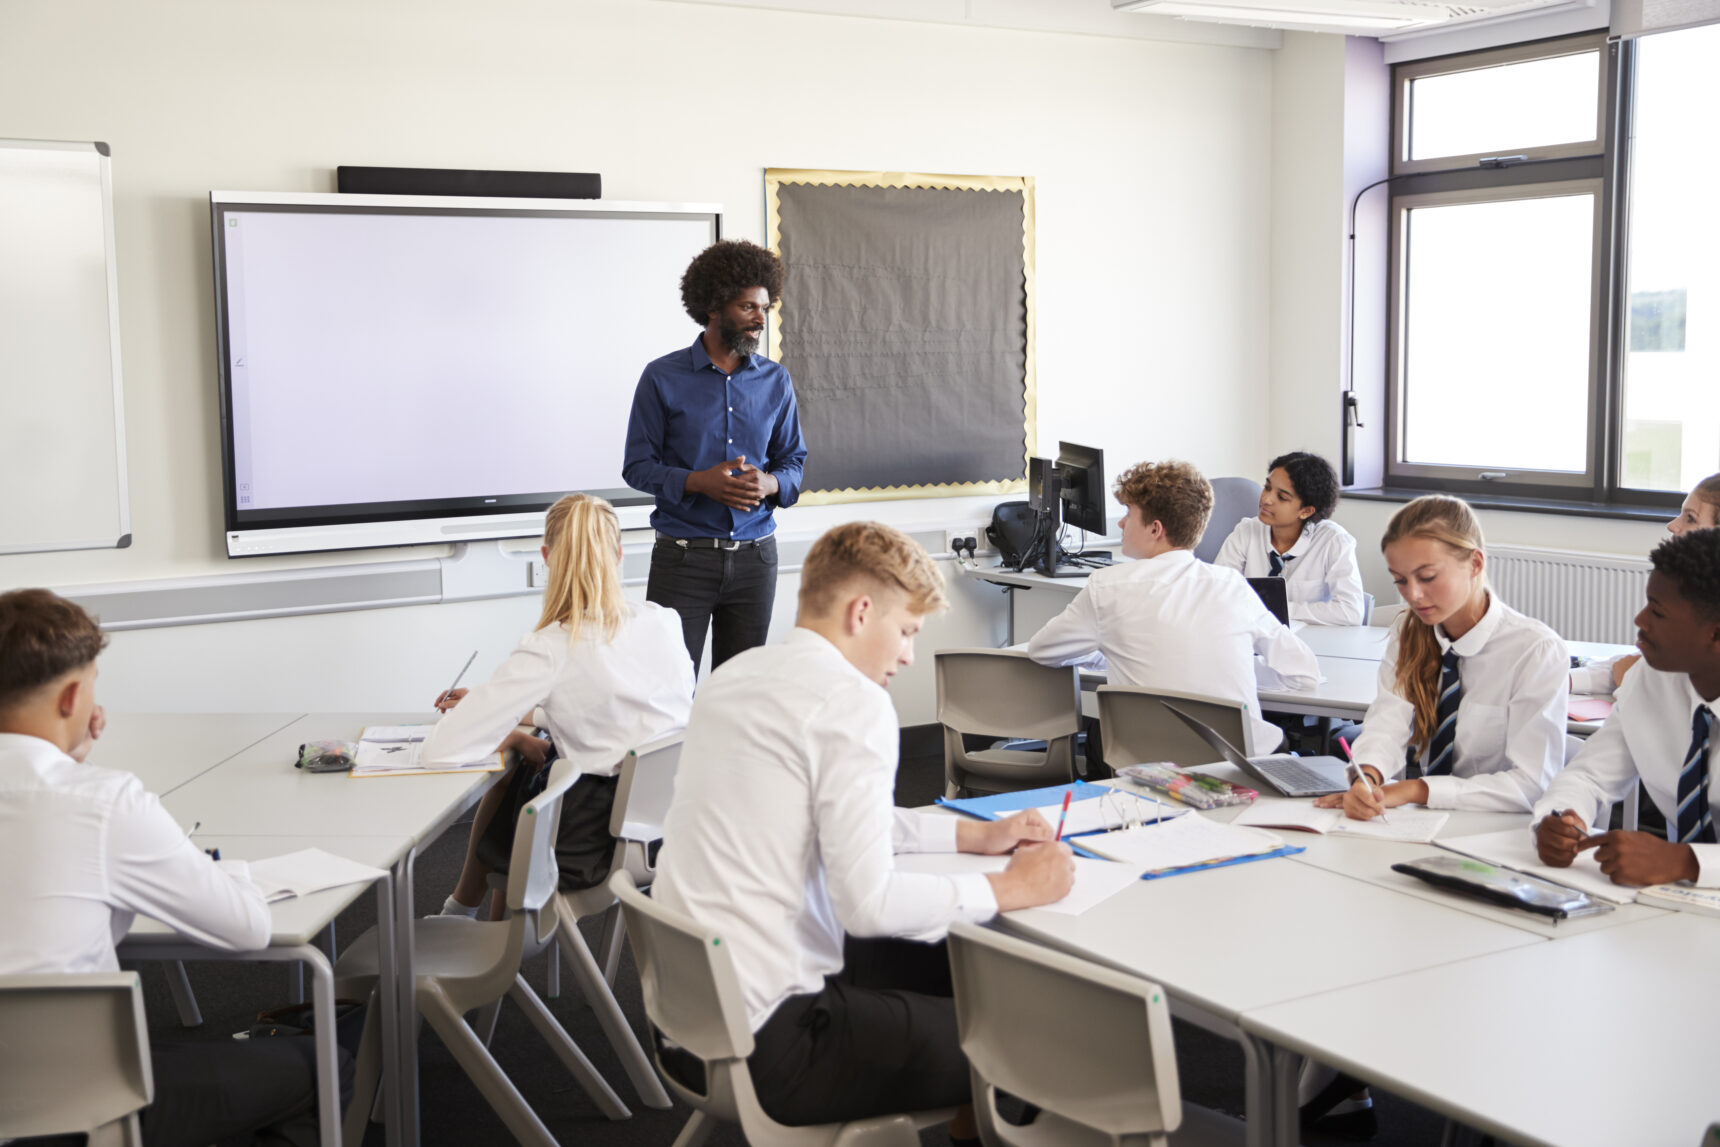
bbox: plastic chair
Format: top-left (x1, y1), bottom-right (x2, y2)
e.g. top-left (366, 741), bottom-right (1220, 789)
top-left (609, 869), bottom-right (957, 1147)
top-left (937, 648), bottom-right (1084, 797)
top-left (1360, 592), bottom-right (1375, 625)
top-left (1097, 685), bottom-right (1255, 766)
top-left (336, 759), bottom-right (630, 1147)
top-left (948, 922), bottom-right (1234, 1147)
top-left (0, 972), bottom-right (153, 1146)
top-left (1193, 478), bottom-right (1262, 564)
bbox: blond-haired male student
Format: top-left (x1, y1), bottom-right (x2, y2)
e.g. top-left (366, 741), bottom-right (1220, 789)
top-left (653, 522), bottom-right (1074, 1135)
top-left (1028, 459), bottom-right (1320, 753)
top-left (0, 589), bottom-right (331, 1147)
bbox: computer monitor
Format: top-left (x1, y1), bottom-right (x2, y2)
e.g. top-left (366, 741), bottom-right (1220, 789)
top-left (1027, 456), bottom-right (1061, 525)
top-left (1054, 442), bottom-right (1107, 536)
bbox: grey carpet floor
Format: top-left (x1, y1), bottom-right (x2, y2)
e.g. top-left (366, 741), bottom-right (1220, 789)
top-left (124, 741), bottom-right (1459, 1146)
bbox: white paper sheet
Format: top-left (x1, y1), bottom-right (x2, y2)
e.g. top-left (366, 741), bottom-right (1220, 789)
top-left (1074, 813), bottom-right (1284, 874)
top-left (247, 848), bottom-right (389, 903)
top-left (1234, 797), bottom-right (1448, 843)
top-left (359, 724), bottom-right (430, 743)
top-left (1034, 789), bottom-right (1184, 837)
top-left (1436, 828), bottom-right (1637, 905)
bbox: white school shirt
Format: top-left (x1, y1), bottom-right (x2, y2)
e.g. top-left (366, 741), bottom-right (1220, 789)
top-left (1025, 548), bottom-right (1320, 753)
top-left (1211, 517), bottom-right (1366, 627)
top-left (1351, 596), bottom-right (1568, 812)
top-left (1534, 663), bottom-right (1720, 886)
top-left (420, 601), bottom-right (695, 777)
top-left (1571, 656), bottom-right (1625, 696)
top-left (0, 733), bottom-right (271, 975)
top-left (652, 628), bottom-right (997, 1031)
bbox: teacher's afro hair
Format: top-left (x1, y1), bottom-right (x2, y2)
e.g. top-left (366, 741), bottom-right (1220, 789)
top-left (1650, 529), bottom-right (1720, 624)
top-left (680, 240), bottom-right (785, 326)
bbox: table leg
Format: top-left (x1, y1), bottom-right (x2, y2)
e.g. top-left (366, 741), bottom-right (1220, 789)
top-left (1269, 1041), bottom-right (1302, 1147)
top-left (1167, 997), bottom-right (1276, 1147)
top-left (372, 873), bottom-right (401, 1147)
top-left (392, 847), bottom-right (421, 1147)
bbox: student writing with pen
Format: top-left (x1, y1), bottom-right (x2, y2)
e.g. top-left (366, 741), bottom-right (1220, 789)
top-left (1535, 528), bottom-right (1720, 888)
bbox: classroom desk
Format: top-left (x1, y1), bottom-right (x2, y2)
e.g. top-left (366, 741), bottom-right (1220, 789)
top-left (995, 851), bottom-right (1544, 1147)
top-left (119, 832), bottom-right (403, 1147)
top-left (1243, 912), bottom-right (1720, 1147)
top-left (157, 713), bottom-right (502, 1147)
top-left (1292, 624), bottom-right (1390, 660)
top-left (86, 711), bottom-right (305, 796)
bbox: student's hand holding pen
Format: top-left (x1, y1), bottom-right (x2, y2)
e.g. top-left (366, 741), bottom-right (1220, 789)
top-left (433, 688), bottom-right (469, 713)
top-left (1579, 828), bottom-right (1699, 886)
top-left (1534, 809), bottom-right (1590, 867)
top-left (957, 809), bottom-right (1053, 855)
top-left (987, 840), bottom-right (1076, 911)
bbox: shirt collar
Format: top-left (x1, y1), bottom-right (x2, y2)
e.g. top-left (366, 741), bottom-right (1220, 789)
top-left (786, 626), bottom-right (882, 689)
top-left (0, 732), bottom-right (73, 773)
top-left (689, 333), bottom-right (754, 376)
top-left (1283, 522), bottom-right (1315, 559)
top-left (1437, 592), bottom-right (1503, 657)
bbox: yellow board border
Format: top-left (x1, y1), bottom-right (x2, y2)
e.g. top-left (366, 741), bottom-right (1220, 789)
top-left (764, 168), bottom-right (1036, 506)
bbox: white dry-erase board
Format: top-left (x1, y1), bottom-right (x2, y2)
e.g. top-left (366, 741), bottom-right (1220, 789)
top-left (0, 139), bottom-right (131, 554)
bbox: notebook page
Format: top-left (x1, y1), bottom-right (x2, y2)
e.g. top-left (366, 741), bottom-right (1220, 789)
top-left (1233, 798), bottom-right (1341, 834)
top-left (1329, 806), bottom-right (1449, 844)
top-left (247, 848), bottom-right (389, 901)
top-left (1437, 828), bottom-right (1637, 905)
top-left (360, 725), bottom-right (431, 743)
top-left (1076, 814), bottom-right (1284, 873)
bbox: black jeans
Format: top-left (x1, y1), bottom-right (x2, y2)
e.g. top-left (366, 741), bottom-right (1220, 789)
top-left (646, 534), bottom-right (777, 672)
top-left (744, 937), bottom-right (970, 1127)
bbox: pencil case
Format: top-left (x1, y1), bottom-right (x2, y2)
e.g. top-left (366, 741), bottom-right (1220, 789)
top-left (296, 740), bottom-right (357, 773)
top-left (1118, 764), bottom-right (1257, 810)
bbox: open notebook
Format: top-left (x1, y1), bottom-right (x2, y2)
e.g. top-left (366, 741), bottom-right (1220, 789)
top-left (230, 849), bottom-right (390, 904)
top-left (1074, 813), bottom-right (1293, 878)
top-left (1235, 798), bottom-right (1449, 844)
top-left (352, 724), bottom-right (504, 777)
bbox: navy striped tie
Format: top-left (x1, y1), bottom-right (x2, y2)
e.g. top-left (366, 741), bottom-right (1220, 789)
top-left (1425, 648), bottom-right (1462, 777)
top-left (1674, 705), bottom-right (1716, 846)
top-left (1268, 551), bottom-right (1292, 577)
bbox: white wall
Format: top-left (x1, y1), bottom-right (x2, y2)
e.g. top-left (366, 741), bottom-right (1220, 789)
top-left (0, 0), bottom-right (1277, 720)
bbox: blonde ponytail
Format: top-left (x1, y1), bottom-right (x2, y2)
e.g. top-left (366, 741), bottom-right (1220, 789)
top-left (537, 494), bottom-right (626, 644)
top-left (1382, 495), bottom-right (1487, 750)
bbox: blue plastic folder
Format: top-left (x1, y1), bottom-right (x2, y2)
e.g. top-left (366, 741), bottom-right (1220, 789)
top-left (937, 781), bottom-right (1302, 877)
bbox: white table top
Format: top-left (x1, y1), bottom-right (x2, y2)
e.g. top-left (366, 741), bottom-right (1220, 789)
top-left (122, 833), bottom-right (407, 947)
top-left (161, 714), bottom-right (500, 845)
top-left (87, 712), bottom-right (305, 796)
top-left (997, 845), bottom-right (1543, 1022)
top-left (1292, 625), bottom-right (1391, 660)
top-left (1243, 911), bottom-right (1720, 1147)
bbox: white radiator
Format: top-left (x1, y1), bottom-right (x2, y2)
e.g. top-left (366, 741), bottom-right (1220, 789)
top-left (1487, 545), bottom-right (1651, 646)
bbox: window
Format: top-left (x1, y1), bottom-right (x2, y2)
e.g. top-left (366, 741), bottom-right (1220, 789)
top-left (1385, 35), bottom-right (1609, 498)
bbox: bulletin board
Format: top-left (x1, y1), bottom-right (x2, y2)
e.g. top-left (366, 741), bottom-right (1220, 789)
top-left (765, 169), bottom-right (1035, 504)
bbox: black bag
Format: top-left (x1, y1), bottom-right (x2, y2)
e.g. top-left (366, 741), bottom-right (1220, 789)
top-left (247, 999), bottom-right (368, 1056)
top-left (987, 501), bottom-right (1044, 570)
top-left (476, 745), bottom-right (620, 893)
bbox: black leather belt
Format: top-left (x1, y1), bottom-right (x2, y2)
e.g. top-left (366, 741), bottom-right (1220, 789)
top-left (656, 532), bottom-right (772, 551)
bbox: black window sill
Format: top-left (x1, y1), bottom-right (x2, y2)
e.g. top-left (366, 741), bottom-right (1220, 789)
top-left (1343, 487), bottom-right (1674, 525)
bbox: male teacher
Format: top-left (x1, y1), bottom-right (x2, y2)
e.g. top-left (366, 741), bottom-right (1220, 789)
top-left (623, 240), bottom-right (808, 671)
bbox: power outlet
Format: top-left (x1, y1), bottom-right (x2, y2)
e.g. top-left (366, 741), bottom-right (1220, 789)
top-left (528, 558), bottom-right (548, 587)
top-left (943, 527), bottom-right (995, 557)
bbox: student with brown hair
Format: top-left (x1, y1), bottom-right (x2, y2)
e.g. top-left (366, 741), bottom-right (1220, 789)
top-left (1028, 458), bottom-right (1319, 753)
top-left (1573, 472), bottom-right (1720, 694)
top-left (1316, 495), bottom-right (1568, 819)
top-left (0, 589), bottom-right (330, 1146)
top-left (653, 522), bottom-right (1073, 1132)
top-left (425, 493), bottom-right (694, 916)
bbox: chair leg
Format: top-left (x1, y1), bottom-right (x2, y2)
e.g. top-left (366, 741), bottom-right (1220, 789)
top-left (471, 997), bottom-right (503, 1048)
top-left (598, 905), bottom-right (626, 987)
top-left (671, 1110), bottom-right (718, 1147)
top-left (164, 962), bottom-right (202, 1028)
top-left (418, 986), bottom-right (561, 1147)
top-left (546, 937), bottom-right (561, 998)
top-left (343, 989), bottom-right (385, 1147)
top-left (558, 924), bottom-right (672, 1108)
top-left (508, 975), bottom-right (631, 1120)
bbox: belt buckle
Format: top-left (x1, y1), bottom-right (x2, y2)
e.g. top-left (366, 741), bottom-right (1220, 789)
top-left (717, 538), bottom-right (744, 551)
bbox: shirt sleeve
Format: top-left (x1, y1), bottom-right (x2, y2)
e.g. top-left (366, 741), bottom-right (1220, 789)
top-left (1353, 640), bottom-right (1417, 782)
top-left (1212, 520), bottom-right (1249, 573)
top-left (893, 808), bottom-right (961, 854)
top-left (1026, 586), bottom-right (1107, 670)
top-left (1247, 595), bottom-right (1320, 692)
top-left (1288, 531), bottom-right (1366, 627)
top-left (621, 370), bottom-right (689, 503)
top-left (763, 377), bottom-right (807, 509)
top-left (1422, 634), bottom-right (1569, 812)
top-left (1571, 657), bottom-right (1620, 696)
top-left (106, 781), bottom-right (271, 952)
top-left (811, 686), bottom-right (998, 940)
top-left (1531, 710), bottom-right (1636, 837)
top-left (420, 639), bottom-right (558, 766)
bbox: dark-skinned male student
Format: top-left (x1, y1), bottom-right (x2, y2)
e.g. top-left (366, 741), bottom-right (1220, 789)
top-left (1535, 528), bottom-right (1720, 887)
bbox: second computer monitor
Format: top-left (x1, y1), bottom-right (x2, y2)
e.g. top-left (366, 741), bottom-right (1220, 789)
top-left (1055, 441), bottom-right (1107, 535)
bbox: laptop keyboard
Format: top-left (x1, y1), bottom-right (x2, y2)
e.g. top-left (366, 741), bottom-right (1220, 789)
top-left (1256, 755), bottom-right (1339, 793)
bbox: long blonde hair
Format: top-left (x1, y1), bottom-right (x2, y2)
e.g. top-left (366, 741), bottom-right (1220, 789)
top-left (1383, 495), bottom-right (1487, 750)
top-left (537, 494), bottom-right (626, 644)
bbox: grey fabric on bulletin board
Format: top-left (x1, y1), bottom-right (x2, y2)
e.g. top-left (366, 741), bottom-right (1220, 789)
top-left (774, 182), bottom-right (1028, 493)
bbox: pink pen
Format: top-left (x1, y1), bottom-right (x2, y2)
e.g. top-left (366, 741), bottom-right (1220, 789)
top-left (1054, 791), bottom-right (1072, 842)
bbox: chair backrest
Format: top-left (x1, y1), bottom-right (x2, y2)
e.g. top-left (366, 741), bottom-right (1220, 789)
top-left (936, 649), bottom-right (1081, 741)
top-left (1097, 685), bottom-right (1252, 767)
top-left (948, 922), bottom-right (1181, 1143)
top-left (0, 972), bottom-right (153, 1141)
top-left (609, 732), bottom-right (684, 841)
top-left (1361, 591), bottom-right (1375, 625)
top-left (505, 758), bottom-right (583, 935)
top-left (608, 870), bottom-right (753, 1066)
top-left (1194, 476), bottom-right (1262, 564)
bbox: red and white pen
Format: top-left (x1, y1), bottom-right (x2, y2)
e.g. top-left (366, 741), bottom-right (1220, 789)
top-left (1054, 790), bottom-right (1072, 842)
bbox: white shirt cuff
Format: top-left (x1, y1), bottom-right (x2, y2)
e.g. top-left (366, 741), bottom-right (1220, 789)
top-left (1421, 774), bottom-right (1458, 810)
top-left (911, 811), bottom-right (962, 854)
top-left (1570, 665), bottom-right (1616, 696)
top-left (952, 872), bottom-right (1000, 920)
top-left (1692, 844), bottom-right (1720, 889)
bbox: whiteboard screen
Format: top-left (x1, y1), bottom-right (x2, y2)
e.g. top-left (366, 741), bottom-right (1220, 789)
top-left (0, 140), bottom-right (130, 554)
top-left (212, 193), bottom-right (720, 555)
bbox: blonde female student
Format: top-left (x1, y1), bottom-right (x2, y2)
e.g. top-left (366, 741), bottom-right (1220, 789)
top-left (1573, 472), bottom-right (1720, 695)
top-left (422, 493), bottom-right (695, 917)
top-left (1213, 451), bottom-right (1365, 626)
top-left (1316, 495), bottom-right (1568, 819)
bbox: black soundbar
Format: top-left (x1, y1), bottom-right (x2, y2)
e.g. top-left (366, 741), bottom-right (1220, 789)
top-left (336, 165), bottom-right (600, 200)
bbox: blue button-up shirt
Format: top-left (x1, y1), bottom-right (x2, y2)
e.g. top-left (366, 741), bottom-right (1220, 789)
top-left (622, 336), bottom-right (808, 540)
